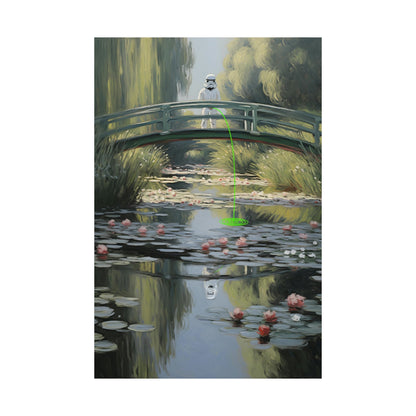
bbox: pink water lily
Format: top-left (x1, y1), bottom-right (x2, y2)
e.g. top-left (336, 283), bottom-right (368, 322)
top-left (223, 248), bottom-right (229, 255)
top-left (236, 237), bottom-right (247, 247)
top-left (122, 219), bottom-right (131, 227)
top-left (286, 293), bottom-right (306, 309)
top-left (310, 221), bottom-right (319, 228)
top-left (282, 225), bottom-right (292, 231)
top-left (218, 237), bottom-right (228, 246)
top-left (257, 325), bottom-right (270, 338)
top-left (230, 308), bottom-right (244, 321)
top-left (201, 242), bottom-right (210, 251)
top-left (96, 244), bottom-right (108, 255)
top-left (299, 233), bottom-right (308, 239)
top-left (138, 226), bottom-right (147, 234)
top-left (208, 240), bottom-right (215, 246)
top-left (157, 224), bottom-right (165, 229)
top-left (157, 228), bottom-right (165, 235)
top-left (263, 310), bottom-right (278, 323)
top-left (108, 219), bottom-right (116, 227)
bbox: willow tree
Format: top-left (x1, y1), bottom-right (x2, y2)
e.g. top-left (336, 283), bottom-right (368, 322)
top-left (94, 38), bottom-right (194, 116)
top-left (217, 38), bottom-right (321, 112)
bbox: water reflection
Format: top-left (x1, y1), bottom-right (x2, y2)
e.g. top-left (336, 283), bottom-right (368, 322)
top-left (203, 279), bottom-right (219, 299)
top-left (95, 265), bottom-right (321, 378)
top-left (95, 164), bottom-right (321, 378)
top-left (95, 267), bottom-right (192, 378)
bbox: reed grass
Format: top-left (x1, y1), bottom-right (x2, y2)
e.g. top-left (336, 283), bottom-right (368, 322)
top-left (209, 141), bottom-right (264, 174)
top-left (95, 135), bottom-right (168, 208)
top-left (257, 148), bottom-right (321, 196)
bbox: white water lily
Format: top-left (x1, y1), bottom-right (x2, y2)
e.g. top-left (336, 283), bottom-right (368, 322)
top-left (290, 249), bottom-right (296, 255)
top-left (291, 314), bottom-right (301, 322)
top-left (299, 253), bottom-right (306, 258)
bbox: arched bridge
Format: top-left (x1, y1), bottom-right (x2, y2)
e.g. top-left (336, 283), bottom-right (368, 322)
top-left (94, 100), bottom-right (321, 155)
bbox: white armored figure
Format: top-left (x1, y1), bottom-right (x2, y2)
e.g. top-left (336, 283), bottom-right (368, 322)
top-left (198, 74), bottom-right (221, 128)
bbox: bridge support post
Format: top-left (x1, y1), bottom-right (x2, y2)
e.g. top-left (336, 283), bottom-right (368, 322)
top-left (244, 109), bottom-right (249, 131)
top-left (161, 105), bottom-right (170, 135)
top-left (250, 106), bottom-right (260, 136)
top-left (313, 119), bottom-right (321, 146)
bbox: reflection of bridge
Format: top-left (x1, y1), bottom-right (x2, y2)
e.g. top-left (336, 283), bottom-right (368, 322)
top-left (95, 100), bottom-right (321, 154)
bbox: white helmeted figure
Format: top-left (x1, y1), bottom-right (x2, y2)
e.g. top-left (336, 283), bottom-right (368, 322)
top-left (203, 279), bottom-right (219, 300)
top-left (198, 74), bottom-right (221, 128)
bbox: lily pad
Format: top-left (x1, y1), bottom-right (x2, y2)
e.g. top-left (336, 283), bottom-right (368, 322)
top-left (297, 326), bottom-right (322, 336)
top-left (99, 293), bottom-right (115, 300)
top-left (234, 261), bottom-right (265, 267)
top-left (95, 263), bottom-right (112, 268)
top-left (303, 304), bottom-right (322, 315)
top-left (94, 297), bottom-right (109, 305)
top-left (239, 331), bottom-right (260, 339)
top-left (220, 326), bottom-right (245, 335)
top-left (110, 260), bottom-right (130, 266)
top-left (101, 320), bottom-right (128, 330)
top-left (269, 337), bottom-right (308, 349)
top-left (242, 315), bottom-right (263, 323)
top-left (94, 340), bottom-right (118, 353)
top-left (114, 297), bottom-right (140, 307)
top-left (128, 324), bottom-right (155, 332)
top-left (136, 257), bottom-right (159, 262)
top-left (94, 287), bottom-right (110, 292)
top-left (249, 340), bottom-right (273, 350)
top-left (94, 306), bottom-right (114, 318)
top-left (272, 323), bottom-right (291, 330)
top-left (94, 332), bottom-right (104, 341)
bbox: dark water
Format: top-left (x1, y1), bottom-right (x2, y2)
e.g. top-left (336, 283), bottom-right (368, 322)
top-left (94, 166), bottom-right (321, 378)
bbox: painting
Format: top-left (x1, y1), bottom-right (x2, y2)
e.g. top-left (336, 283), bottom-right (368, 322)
top-left (94, 37), bottom-right (322, 378)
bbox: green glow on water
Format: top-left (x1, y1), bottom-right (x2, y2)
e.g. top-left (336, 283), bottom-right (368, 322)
top-left (213, 107), bottom-right (248, 227)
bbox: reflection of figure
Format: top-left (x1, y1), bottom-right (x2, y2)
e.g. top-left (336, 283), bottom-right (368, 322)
top-left (198, 74), bottom-right (220, 129)
top-left (203, 279), bottom-right (219, 300)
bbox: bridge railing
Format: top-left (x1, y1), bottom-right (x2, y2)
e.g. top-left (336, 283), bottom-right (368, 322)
top-left (95, 100), bottom-right (322, 147)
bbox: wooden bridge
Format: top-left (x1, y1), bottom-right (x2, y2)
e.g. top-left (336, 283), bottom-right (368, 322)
top-left (94, 100), bottom-right (322, 154)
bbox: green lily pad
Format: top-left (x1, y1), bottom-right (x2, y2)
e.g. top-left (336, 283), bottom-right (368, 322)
top-left (94, 297), bottom-right (109, 305)
top-left (99, 293), bottom-right (115, 300)
top-left (110, 260), bottom-right (130, 266)
top-left (239, 331), bottom-right (260, 339)
top-left (95, 263), bottom-right (112, 268)
top-left (94, 340), bottom-right (118, 353)
top-left (220, 326), bottom-right (245, 335)
top-left (242, 315), bottom-right (263, 323)
top-left (269, 337), bottom-right (308, 349)
top-left (94, 306), bottom-right (114, 318)
top-left (249, 340), bottom-right (273, 350)
top-left (94, 332), bottom-right (104, 341)
top-left (95, 287), bottom-right (110, 292)
top-left (272, 323), bottom-right (291, 330)
top-left (303, 304), bottom-right (322, 315)
top-left (128, 324), bottom-right (155, 332)
top-left (101, 320), bottom-right (128, 330)
top-left (114, 297), bottom-right (140, 307)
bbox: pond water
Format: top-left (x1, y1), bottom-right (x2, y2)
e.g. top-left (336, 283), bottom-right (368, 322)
top-left (95, 165), bottom-right (322, 378)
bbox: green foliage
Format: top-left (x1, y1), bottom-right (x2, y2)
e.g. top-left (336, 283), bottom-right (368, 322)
top-left (95, 136), bottom-right (169, 208)
top-left (95, 38), bottom-right (194, 116)
top-left (217, 38), bottom-right (321, 111)
top-left (94, 38), bottom-right (194, 207)
top-left (257, 148), bottom-right (321, 196)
